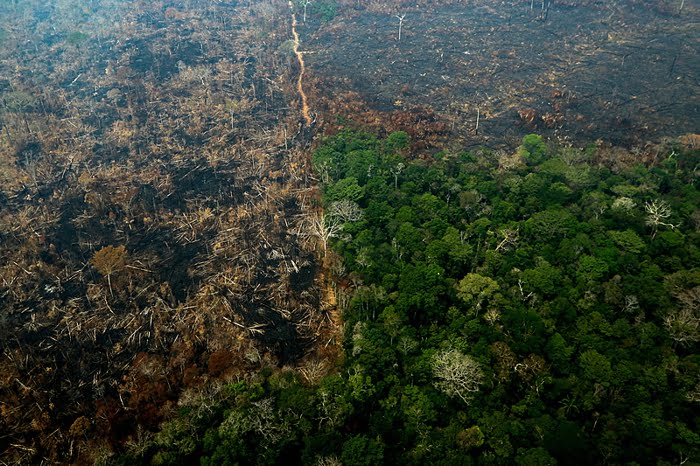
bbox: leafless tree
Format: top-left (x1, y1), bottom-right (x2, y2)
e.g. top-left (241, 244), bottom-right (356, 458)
top-left (316, 388), bottom-right (349, 428)
top-left (329, 199), bottom-right (363, 223)
top-left (665, 308), bottom-right (699, 345)
top-left (306, 213), bottom-right (342, 253)
top-left (686, 381), bottom-right (700, 403)
top-left (494, 228), bottom-right (519, 252)
top-left (301, 0), bottom-right (312, 23)
top-left (644, 200), bottom-right (677, 238)
top-left (475, 107), bottom-right (480, 135)
top-left (432, 348), bottom-right (484, 404)
top-left (390, 162), bottom-right (405, 189)
top-left (622, 295), bottom-right (640, 314)
top-left (299, 358), bottom-right (327, 385)
top-left (302, 202), bottom-right (362, 253)
top-left (665, 286), bottom-right (700, 345)
top-left (395, 14), bottom-right (405, 42)
top-left (398, 335), bottom-right (418, 355)
top-left (315, 456), bottom-right (342, 466)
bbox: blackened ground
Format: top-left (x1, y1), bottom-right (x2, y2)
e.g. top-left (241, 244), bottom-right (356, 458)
top-left (305, 1), bottom-right (699, 148)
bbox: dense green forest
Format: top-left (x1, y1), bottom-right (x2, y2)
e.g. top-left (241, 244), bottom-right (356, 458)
top-left (119, 130), bottom-right (700, 465)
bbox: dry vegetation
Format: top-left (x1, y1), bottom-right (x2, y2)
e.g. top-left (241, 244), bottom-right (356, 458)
top-left (0, 0), bottom-right (340, 463)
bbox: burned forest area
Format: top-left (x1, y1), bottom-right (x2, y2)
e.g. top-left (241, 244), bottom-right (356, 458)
top-left (0, 0), bottom-right (698, 465)
top-left (1, 0), bottom-right (335, 462)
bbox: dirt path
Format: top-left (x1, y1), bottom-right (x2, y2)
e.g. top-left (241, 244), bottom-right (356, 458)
top-left (291, 4), bottom-right (312, 126)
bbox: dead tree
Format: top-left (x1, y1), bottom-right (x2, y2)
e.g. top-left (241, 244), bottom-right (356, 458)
top-left (432, 348), bottom-right (484, 404)
top-left (90, 245), bottom-right (127, 297)
top-left (395, 14), bottom-right (405, 42)
top-left (665, 286), bottom-right (700, 346)
top-left (308, 213), bottom-right (342, 254)
top-left (329, 200), bottom-right (363, 223)
top-left (302, 0), bottom-right (312, 23)
top-left (494, 228), bottom-right (519, 252)
top-left (644, 200), bottom-right (677, 239)
top-left (390, 162), bottom-right (405, 189)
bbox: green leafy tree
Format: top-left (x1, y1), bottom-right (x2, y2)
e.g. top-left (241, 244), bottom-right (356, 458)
top-left (579, 350), bottom-right (613, 386)
top-left (576, 255), bottom-right (610, 286)
top-left (609, 229), bottom-right (646, 254)
top-left (457, 273), bottom-right (500, 315)
top-left (524, 209), bottom-right (578, 241)
top-left (442, 227), bottom-right (472, 272)
top-left (341, 435), bottom-right (384, 466)
top-left (546, 333), bottom-right (574, 371)
top-left (396, 263), bottom-right (446, 321)
top-left (519, 134), bottom-right (548, 165)
top-left (326, 177), bottom-right (364, 203)
top-left (521, 258), bottom-right (562, 297)
top-left (384, 131), bottom-right (409, 153)
top-left (456, 426), bottom-right (485, 450)
top-left (516, 447), bottom-right (557, 466)
top-left (400, 385), bottom-right (437, 434)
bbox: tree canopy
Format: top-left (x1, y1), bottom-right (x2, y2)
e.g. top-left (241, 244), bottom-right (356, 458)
top-left (121, 130), bottom-right (700, 465)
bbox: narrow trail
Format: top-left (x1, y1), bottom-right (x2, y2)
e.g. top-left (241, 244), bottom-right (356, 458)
top-left (290, 7), bottom-right (312, 126)
top-left (288, 6), bottom-right (339, 351)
